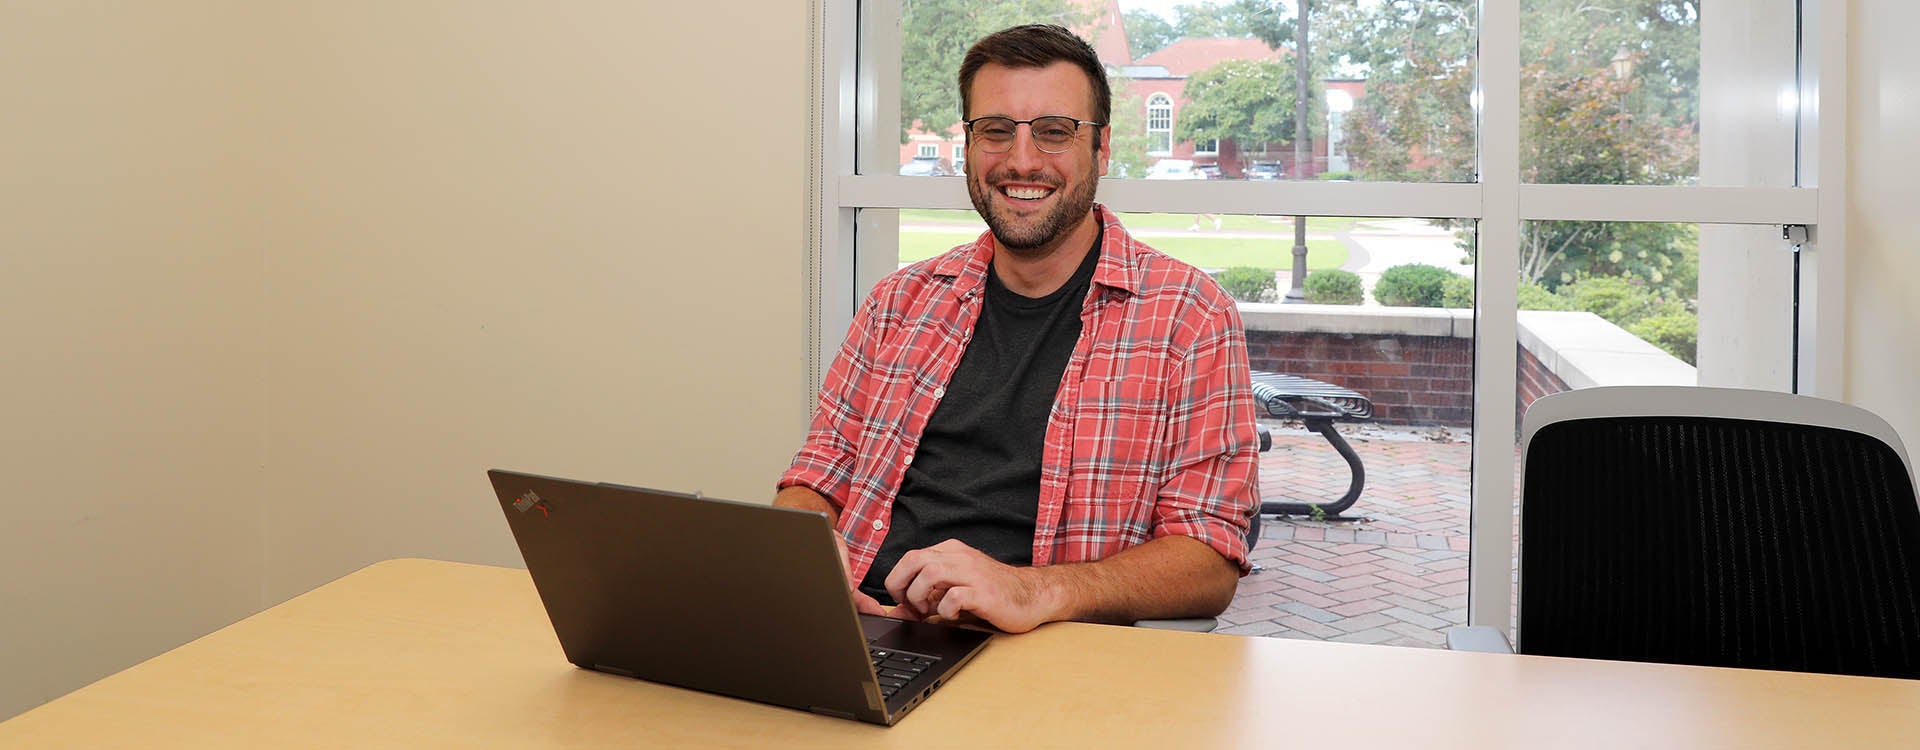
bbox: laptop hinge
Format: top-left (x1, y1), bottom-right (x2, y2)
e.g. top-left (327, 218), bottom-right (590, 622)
top-left (865, 680), bottom-right (885, 711)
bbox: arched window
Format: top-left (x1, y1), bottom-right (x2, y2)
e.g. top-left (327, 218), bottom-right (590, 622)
top-left (1146, 93), bottom-right (1173, 155)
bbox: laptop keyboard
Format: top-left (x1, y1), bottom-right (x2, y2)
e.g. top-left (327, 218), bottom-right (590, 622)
top-left (868, 648), bottom-right (940, 700)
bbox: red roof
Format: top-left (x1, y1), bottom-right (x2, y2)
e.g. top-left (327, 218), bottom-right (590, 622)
top-left (1135, 38), bottom-right (1285, 77)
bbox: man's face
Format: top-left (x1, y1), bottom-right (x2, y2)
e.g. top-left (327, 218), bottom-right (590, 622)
top-left (964, 61), bottom-right (1112, 258)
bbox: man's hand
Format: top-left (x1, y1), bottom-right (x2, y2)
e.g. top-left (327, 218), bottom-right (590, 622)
top-left (884, 539), bottom-right (1058, 633)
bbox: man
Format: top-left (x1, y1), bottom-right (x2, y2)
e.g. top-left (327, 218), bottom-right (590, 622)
top-left (777, 24), bottom-right (1258, 633)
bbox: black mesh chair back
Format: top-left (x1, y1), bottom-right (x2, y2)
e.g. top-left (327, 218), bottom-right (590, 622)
top-left (1518, 387), bottom-right (1920, 679)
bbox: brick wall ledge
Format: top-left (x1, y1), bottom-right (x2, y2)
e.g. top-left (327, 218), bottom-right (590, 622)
top-left (1517, 310), bottom-right (1695, 389)
top-left (1239, 303), bottom-right (1473, 339)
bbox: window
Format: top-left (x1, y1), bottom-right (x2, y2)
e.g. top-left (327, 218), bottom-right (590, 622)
top-left (953, 144), bottom-right (965, 175)
top-left (1146, 93), bottom-right (1172, 155)
top-left (824, 0), bottom-right (1832, 646)
top-left (915, 143), bottom-right (937, 158)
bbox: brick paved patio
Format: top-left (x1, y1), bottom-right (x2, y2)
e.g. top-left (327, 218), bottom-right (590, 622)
top-left (1224, 421), bottom-right (1473, 647)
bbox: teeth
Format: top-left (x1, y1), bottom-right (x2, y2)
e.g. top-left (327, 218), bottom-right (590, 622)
top-left (1004, 186), bottom-right (1053, 200)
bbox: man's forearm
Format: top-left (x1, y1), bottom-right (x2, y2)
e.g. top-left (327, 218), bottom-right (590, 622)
top-left (773, 485), bottom-right (840, 528)
top-left (1029, 535), bottom-right (1239, 624)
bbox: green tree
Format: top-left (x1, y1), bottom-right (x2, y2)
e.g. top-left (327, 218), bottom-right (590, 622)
top-left (1321, 0), bottom-right (1698, 182)
top-left (1521, 0), bottom-right (1699, 133)
top-left (1173, 59), bottom-right (1313, 152)
top-left (1123, 9), bottom-right (1176, 59)
top-left (1516, 8), bottom-right (1700, 301)
top-left (1316, 0), bottom-right (1698, 302)
top-left (899, 0), bottom-right (1096, 142)
top-left (1317, 0), bottom-right (1477, 181)
top-left (1161, 1), bottom-right (1334, 168)
top-left (1106, 77), bottom-right (1152, 178)
top-left (1173, 2), bottom-right (1264, 38)
top-left (1517, 62), bottom-right (1696, 296)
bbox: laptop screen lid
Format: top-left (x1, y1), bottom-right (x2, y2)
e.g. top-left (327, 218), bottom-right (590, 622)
top-left (487, 469), bottom-right (990, 725)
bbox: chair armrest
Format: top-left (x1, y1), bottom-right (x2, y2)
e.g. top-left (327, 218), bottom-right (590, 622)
top-left (1132, 618), bottom-right (1219, 632)
top-left (1444, 625), bottom-right (1514, 653)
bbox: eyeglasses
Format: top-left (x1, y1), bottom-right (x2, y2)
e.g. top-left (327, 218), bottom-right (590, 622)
top-left (963, 116), bottom-right (1104, 154)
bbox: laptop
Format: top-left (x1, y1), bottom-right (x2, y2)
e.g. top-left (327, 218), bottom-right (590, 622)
top-left (487, 469), bottom-right (993, 725)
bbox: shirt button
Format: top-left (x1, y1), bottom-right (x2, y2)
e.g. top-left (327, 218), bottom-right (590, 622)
top-left (871, 518), bottom-right (885, 531)
top-left (933, 387), bottom-right (945, 398)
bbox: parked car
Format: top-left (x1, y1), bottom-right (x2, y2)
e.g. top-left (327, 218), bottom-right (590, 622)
top-left (1246, 161), bottom-right (1283, 180)
top-left (1195, 163), bottom-right (1223, 180)
top-left (898, 156), bottom-right (951, 177)
top-left (1144, 158), bottom-right (1197, 179)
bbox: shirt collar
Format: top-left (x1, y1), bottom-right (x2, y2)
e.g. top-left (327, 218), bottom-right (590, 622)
top-left (933, 203), bottom-right (1141, 299)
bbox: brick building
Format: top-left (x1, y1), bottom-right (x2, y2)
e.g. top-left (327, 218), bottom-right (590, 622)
top-left (898, 0), bottom-right (1362, 179)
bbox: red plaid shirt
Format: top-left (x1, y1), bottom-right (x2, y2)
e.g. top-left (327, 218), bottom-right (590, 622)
top-left (780, 205), bottom-right (1259, 584)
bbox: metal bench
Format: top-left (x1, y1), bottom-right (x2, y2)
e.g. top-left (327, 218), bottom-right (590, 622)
top-left (1250, 370), bottom-right (1373, 520)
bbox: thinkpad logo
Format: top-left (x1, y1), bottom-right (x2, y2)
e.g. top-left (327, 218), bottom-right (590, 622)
top-left (513, 491), bottom-right (551, 517)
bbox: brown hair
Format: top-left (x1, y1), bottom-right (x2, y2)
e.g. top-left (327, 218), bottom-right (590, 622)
top-left (958, 24), bottom-right (1111, 127)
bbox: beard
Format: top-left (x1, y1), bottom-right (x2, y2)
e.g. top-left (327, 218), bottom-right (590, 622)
top-left (967, 161), bottom-right (1099, 258)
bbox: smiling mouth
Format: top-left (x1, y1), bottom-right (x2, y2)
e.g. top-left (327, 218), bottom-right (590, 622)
top-left (1001, 185), bottom-right (1054, 201)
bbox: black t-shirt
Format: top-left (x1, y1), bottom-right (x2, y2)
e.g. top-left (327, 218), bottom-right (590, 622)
top-left (859, 239), bottom-right (1104, 604)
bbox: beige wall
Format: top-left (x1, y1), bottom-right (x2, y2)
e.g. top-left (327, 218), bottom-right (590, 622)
top-left (249, 1), bottom-right (810, 603)
top-left (0, 0), bottom-right (808, 721)
top-left (1847, 0), bottom-right (1920, 454)
top-left (0, 1), bottom-right (268, 720)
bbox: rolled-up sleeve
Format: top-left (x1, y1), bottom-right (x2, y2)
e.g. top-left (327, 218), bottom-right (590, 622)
top-left (777, 294), bottom-right (885, 510)
top-left (1149, 301), bottom-right (1260, 574)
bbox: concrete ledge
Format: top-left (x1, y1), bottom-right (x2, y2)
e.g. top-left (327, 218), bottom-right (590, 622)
top-left (1240, 303), bottom-right (1473, 339)
top-left (1517, 310), bottom-right (1695, 389)
top-left (1236, 304), bottom-right (1694, 395)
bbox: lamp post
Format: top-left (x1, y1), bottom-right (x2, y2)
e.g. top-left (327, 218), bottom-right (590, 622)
top-left (1609, 44), bottom-right (1634, 116)
top-left (1609, 43), bottom-right (1635, 80)
top-left (1283, 0), bottom-right (1312, 303)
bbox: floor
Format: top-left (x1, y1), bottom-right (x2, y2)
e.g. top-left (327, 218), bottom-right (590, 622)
top-left (1222, 421), bottom-right (1474, 647)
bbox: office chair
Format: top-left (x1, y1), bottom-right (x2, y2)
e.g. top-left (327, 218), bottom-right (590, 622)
top-left (1132, 424), bottom-right (1273, 633)
top-left (1447, 386), bottom-right (1920, 680)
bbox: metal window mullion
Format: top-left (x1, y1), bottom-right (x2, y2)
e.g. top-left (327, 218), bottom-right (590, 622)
top-left (838, 175), bottom-right (1485, 219)
top-left (1518, 185), bottom-right (1819, 225)
top-left (1469, 0), bottom-right (1522, 636)
top-left (811, 0), bottom-right (862, 396)
top-left (1799, 0), bottom-right (1847, 398)
top-left (850, 0), bottom-right (906, 310)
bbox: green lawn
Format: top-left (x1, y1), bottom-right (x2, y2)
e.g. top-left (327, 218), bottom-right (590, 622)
top-left (896, 208), bottom-right (1372, 234)
top-left (899, 230), bottom-right (1348, 271)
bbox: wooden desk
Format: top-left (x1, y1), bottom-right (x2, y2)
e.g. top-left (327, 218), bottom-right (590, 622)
top-left (5, 558), bottom-right (1918, 748)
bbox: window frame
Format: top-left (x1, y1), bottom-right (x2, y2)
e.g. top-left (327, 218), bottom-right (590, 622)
top-left (806, 0), bottom-right (1845, 639)
top-left (1146, 92), bottom-right (1174, 156)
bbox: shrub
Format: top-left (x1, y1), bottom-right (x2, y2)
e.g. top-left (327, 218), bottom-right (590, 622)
top-left (1317, 171), bottom-right (1356, 181)
top-left (1517, 281), bottom-right (1569, 310)
top-left (1554, 275), bottom-right (1660, 325)
top-left (1440, 274), bottom-right (1474, 308)
top-left (1373, 263), bottom-right (1461, 307)
top-left (1628, 311), bottom-right (1699, 365)
top-left (1304, 269), bottom-right (1364, 305)
top-left (1216, 266), bottom-right (1276, 303)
